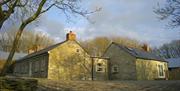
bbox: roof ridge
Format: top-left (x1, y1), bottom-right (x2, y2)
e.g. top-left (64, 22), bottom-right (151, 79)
top-left (112, 42), bottom-right (165, 62)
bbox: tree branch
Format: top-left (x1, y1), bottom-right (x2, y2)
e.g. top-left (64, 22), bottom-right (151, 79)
top-left (16, 0), bottom-right (28, 7)
top-left (23, 0), bottom-right (46, 25)
top-left (0, 0), bottom-right (12, 5)
top-left (40, 3), bottom-right (55, 14)
top-left (5, 0), bottom-right (19, 18)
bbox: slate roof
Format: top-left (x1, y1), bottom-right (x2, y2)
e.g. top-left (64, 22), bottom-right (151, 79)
top-left (0, 51), bottom-right (27, 60)
top-left (16, 41), bottom-right (66, 61)
top-left (16, 40), bottom-right (89, 62)
top-left (112, 42), bottom-right (166, 62)
top-left (165, 58), bottom-right (180, 68)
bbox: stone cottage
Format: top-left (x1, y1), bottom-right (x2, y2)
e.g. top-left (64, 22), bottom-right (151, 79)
top-left (103, 42), bottom-right (169, 80)
top-left (165, 58), bottom-right (180, 80)
top-left (14, 31), bottom-right (108, 80)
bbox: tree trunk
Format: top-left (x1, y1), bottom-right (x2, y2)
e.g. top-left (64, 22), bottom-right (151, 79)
top-left (0, 7), bottom-right (4, 30)
top-left (0, 23), bottom-right (26, 76)
top-left (0, 19), bottom-right (5, 30)
top-left (0, 22), bottom-right (2, 30)
top-left (0, 0), bottom-right (46, 76)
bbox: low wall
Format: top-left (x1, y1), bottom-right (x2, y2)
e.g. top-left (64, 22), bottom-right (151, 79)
top-left (0, 77), bottom-right (37, 91)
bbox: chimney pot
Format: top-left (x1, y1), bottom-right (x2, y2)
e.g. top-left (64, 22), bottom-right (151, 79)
top-left (142, 44), bottom-right (150, 52)
top-left (66, 31), bottom-right (76, 41)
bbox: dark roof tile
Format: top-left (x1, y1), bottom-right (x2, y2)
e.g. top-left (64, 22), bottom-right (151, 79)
top-left (112, 42), bottom-right (165, 62)
top-left (16, 41), bottom-right (66, 61)
top-left (165, 58), bottom-right (180, 68)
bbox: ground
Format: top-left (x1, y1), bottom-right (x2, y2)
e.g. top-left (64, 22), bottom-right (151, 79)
top-left (37, 79), bottom-right (180, 91)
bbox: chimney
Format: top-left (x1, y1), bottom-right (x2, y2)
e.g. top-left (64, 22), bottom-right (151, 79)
top-left (27, 45), bottom-right (42, 54)
top-left (142, 44), bottom-right (150, 52)
top-left (28, 48), bottom-right (35, 54)
top-left (66, 31), bottom-right (76, 41)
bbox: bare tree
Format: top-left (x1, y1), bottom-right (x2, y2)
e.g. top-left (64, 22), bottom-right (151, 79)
top-left (0, 0), bottom-right (100, 76)
top-left (80, 36), bottom-right (142, 56)
top-left (80, 37), bottom-right (111, 56)
top-left (154, 0), bottom-right (180, 28)
top-left (152, 40), bottom-right (180, 59)
top-left (0, 30), bottom-right (54, 52)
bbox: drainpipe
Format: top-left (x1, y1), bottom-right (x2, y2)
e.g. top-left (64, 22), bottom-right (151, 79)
top-left (91, 58), bottom-right (94, 81)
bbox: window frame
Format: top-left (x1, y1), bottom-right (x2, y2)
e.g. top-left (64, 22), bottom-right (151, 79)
top-left (41, 58), bottom-right (46, 71)
top-left (112, 65), bottom-right (119, 73)
top-left (96, 63), bottom-right (105, 72)
top-left (34, 61), bottom-right (39, 72)
top-left (157, 64), bottom-right (165, 78)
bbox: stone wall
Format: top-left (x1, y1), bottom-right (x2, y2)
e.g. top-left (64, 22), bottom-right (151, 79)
top-left (103, 44), bottom-right (137, 80)
top-left (48, 41), bottom-right (93, 80)
top-left (0, 77), bottom-right (37, 91)
top-left (136, 59), bottom-right (168, 80)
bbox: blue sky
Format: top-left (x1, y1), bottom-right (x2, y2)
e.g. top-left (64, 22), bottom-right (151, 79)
top-left (33, 0), bottom-right (180, 48)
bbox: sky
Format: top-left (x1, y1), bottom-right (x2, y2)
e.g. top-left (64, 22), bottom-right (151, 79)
top-left (15, 0), bottom-right (180, 47)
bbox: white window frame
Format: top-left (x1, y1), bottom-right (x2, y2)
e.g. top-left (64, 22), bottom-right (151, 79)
top-left (96, 63), bottom-right (105, 72)
top-left (157, 64), bottom-right (165, 78)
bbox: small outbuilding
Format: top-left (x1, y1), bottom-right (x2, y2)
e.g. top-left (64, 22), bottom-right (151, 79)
top-left (165, 58), bottom-right (180, 80)
top-left (103, 42), bottom-right (169, 80)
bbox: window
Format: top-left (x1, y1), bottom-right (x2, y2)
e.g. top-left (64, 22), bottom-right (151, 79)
top-left (112, 65), bottom-right (118, 73)
top-left (32, 61), bottom-right (35, 72)
top-left (17, 65), bottom-right (20, 73)
top-left (41, 59), bottom-right (46, 71)
top-left (23, 64), bottom-right (26, 73)
top-left (34, 61), bottom-right (39, 72)
top-left (24, 63), bottom-right (28, 73)
top-left (14, 65), bottom-right (18, 73)
top-left (158, 64), bottom-right (165, 78)
top-left (20, 63), bottom-right (23, 73)
top-left (96, 63), bottom-right (105, 72)
top-left (76, 49), bottom-right (80, 53)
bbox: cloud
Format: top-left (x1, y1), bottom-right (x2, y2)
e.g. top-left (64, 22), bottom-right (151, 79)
top-left (35, 0), bottom-right (179, 47)
top-left (34, 15), bottom-right (66, 42)
top-left (79, 0), bottom-right (180, 47)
